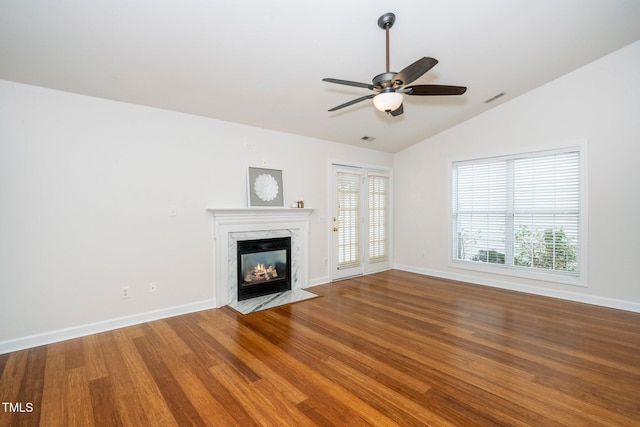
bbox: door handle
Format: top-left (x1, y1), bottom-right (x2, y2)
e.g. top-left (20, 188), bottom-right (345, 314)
top-left (333, 227), bottom-right (339, 232)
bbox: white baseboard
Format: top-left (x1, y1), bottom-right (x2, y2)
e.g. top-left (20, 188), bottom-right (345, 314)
top-left (1, 275), bottom-right (332, 355)
top-left (0, 299), bottom-right (216, 355)
top-left (8, 266), bottom-right (634, 355)
top-left (307, 276), bottom-right (331, 288)
top-left (394, 264), bottom-right (640, 314)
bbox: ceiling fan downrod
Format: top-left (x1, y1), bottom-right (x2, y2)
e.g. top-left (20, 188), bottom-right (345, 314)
top-left (377, 13), bottom-right (396, 74)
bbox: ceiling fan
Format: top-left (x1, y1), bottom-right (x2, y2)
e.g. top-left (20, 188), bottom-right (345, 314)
top-left (323, 12), bottom-right (467, 116)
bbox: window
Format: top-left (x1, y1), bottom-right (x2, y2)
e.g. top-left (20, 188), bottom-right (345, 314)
top-left (332, 162), bottom-right (392, 280)
top-left (336, 170), bottom-right (389, 268)
top-left (336, 170), bottom-right (361, 268)
top-left (452, 148), bottom-right (582, 282)
top-left (368, 173), bottom-right (389, 262)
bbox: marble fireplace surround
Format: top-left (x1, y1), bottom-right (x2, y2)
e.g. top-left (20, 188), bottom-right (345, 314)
top-left (207, 208), bottom-right (313, 308)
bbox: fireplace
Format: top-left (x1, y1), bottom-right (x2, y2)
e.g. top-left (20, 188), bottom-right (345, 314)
top-left (237, 237), bottom-right (291, 301)
top-left (207, 208), bottom-right (312, 307)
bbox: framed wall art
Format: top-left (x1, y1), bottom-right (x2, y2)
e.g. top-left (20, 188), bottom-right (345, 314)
top-left (247, 167), bottom-right (284, 207)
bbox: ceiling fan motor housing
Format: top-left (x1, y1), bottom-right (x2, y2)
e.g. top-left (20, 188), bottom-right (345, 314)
top-left (373, 72), bottom-right (399, 89)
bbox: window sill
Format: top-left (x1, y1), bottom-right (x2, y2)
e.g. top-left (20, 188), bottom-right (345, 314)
top-left (449, 259), bottom-right (587, 288)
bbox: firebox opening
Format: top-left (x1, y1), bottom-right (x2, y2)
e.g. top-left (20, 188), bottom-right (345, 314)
top-left (237, 237), bottom-right (291, 301)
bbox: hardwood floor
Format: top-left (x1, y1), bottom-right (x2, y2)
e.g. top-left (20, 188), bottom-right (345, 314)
top-left (2, 270), bottom-right (640, 426)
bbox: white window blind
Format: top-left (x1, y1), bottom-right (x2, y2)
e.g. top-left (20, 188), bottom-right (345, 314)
top-left (452, 149), bottom-right (580, 276)
top-left (368, 173), bottom-right (388, 262)
top-left (337, 171), bottom-right (361, 268)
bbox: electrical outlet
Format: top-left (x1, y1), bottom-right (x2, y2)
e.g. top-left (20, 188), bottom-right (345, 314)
top-left (121, 286), bottom-right (130, 299)
top-left (168, 205), bottom-right (177, 217)
top-left (149, 282), bottom-right (157, 293)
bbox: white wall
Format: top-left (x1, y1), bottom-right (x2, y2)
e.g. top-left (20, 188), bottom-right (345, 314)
top-left (0, 81), bottom-right (393, 349)
top-left (394, 41), bottom-right (640, 310)
top-left (3, 40), bottom-right (639, 352)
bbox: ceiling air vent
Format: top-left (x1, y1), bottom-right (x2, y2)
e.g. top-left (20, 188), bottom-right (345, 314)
top-left (484, 92), bottom-right (506, 103)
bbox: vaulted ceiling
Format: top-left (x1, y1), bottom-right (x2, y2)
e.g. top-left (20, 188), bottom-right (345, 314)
top-left (2, 1), bottom-right (639, 153)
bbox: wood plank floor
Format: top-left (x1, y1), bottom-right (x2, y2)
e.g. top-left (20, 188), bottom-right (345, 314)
top-left (2, 270), bottom-right (640, 426)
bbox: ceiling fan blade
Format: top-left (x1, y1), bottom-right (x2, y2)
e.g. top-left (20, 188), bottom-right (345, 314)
top-left (322, 78), bottom-right (374, 90)
top-left (405, 85), bottom-right (467, 96)
top-left (392, 57), bottom-right (438, 87)
top-left (328, 94), bottom-right (375, 112)
top-left (390, 103), bottom-right (404, 117)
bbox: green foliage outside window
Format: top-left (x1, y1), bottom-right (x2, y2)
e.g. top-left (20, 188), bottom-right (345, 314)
top-left (513, 226), bottom-right (577, 272)
top-left (468, 226), bottom-right (577, 272)
top-left (471, 250), bottom-right (505, 264)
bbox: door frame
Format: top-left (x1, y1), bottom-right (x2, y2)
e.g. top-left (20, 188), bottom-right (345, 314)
top-left (328, 160), bottom-right (393, 281)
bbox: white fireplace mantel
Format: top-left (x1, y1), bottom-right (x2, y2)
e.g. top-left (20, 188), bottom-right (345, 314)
top-left (206, 208), bottom-right (314, 307)
top-left (207, 208), bottom-right (314, 222)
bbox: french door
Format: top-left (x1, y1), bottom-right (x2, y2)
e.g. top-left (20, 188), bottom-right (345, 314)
top-left (330, 164), bottom-right (391, 280)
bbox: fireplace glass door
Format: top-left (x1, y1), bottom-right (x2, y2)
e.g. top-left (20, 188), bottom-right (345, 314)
top-left (237, 237), bottom-right (291, 300)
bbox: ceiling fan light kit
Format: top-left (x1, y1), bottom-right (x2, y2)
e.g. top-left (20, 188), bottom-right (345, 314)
top-left (323, 12), bottom-right (467, 117)
top-left (373, 92), bottom-right (403, 112)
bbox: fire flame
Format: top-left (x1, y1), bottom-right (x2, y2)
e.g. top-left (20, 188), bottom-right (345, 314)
top-left (245, 263), bottom-right (278, 282)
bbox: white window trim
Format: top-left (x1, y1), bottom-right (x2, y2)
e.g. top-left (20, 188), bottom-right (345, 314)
top-left (447, 141), bottom-right (588, 287)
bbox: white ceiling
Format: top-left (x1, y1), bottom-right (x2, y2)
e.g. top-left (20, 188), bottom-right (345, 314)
top-left (2, 1), bottom-right (640, 153)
